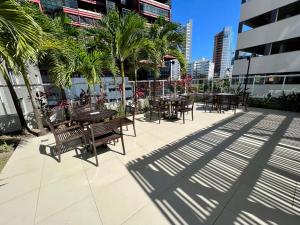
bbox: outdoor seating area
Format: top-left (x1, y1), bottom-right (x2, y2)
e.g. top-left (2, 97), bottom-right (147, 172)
top-left (42, 90), bottom-right (249, 167)
top-left (1, 1), bottom-right (300, 225)
top-left (0, 107), bottom-right (299, 225)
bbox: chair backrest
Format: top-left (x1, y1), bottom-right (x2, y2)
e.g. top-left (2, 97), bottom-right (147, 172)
top-left (46, 118), bottom-right (55, 133)
top-left (125, 105), bottom-right (136, 120)
top-left (183, 95), bottom-right (195, 108)
top-left (48, 108), bottom-right (66, 124)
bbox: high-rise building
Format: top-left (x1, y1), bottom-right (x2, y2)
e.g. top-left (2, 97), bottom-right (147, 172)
top-left (213, 26), bottom-right (233, 78)
top-left (233, 0), bottom-right (300, 79)
top-left (183, 19), bottom-right (192, 63)
top-left (30, 0), bottom-right (172, 26)
top-left (189, 58), bottom-right (215, 80)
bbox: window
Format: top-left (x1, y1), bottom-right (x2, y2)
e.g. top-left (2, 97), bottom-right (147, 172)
top-left (277, 1), bottom-right (300, 21)
top-left (139, 3), bottom-right (169, 17)
top-left (285, 76), bottom-right (300, 84)
top-left (271, 37), bottom-right (300, 55)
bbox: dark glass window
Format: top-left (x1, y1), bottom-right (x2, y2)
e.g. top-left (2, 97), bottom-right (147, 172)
top-left (139, 3), bottom-right (169, 17)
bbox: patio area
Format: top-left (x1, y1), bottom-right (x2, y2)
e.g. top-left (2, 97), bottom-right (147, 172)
top-left (0, 107), bottom-right (299, 225)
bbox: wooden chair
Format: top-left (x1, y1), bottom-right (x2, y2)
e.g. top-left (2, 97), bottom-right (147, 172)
top-left (46, 120), bottom-right (87, 163)
top-left (238, 92), bottom-right (250, 111)
top-left (203, 94), bottom-right (217, 112)
top-left (217, 95), bottom-right (231, 113)
top-left (230, 95), bottom-right (240, 114)
top-left (88, 118), bottom-right (125, 166)
top-left (120, 105), bottom-right (136, 136)
top-left (177, 96), bottom-right (195, 124)
top-left (149, 99), bottom-right (168, 124)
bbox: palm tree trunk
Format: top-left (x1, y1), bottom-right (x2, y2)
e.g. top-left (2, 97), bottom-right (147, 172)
top-left (23, 74), bottom-right (46, 135)
top-left (120, 61), bottom-right (126, 109)
top-left (153, 68), bottom-right (159, 99)
top-left (1, 65), bottom-right (36, 134)
top-left (134, 66), bottom-right (138, 106)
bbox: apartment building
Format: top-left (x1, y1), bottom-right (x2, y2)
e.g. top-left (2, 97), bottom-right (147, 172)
top-left (233, 0), bottom-right (300, 81)
top-left (183, 19), bottom-right (193, 64)
top-left (188, 58), bottom-right (215, 80)
top-left (213, 26), bottom-right (233, 78)
top-left (30, 0), bottom-right (171, 26)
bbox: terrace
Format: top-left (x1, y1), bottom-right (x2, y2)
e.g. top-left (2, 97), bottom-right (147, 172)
top-left (0, 106), bottom-right (299, 225)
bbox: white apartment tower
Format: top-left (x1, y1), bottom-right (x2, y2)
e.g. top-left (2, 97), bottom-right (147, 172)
top-left (233, 0), bottom-right (300, 78)
top-left (184, 20), bottom-right (193, 63)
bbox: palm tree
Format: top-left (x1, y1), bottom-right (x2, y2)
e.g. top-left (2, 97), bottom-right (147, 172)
top-left (0, 0), bottom-right (44, 134)
top-left (128, 39), bottom-right (154, 104)
top-left (148, 17), bottom-right (186, 97)
top-left (94, 11), bottom-right (147, 108)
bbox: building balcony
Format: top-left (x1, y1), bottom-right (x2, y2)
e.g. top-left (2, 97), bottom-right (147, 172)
top-left (240, 0), bottom-right (298, 22)
top-left (237, 14), bottom-right (300, 50)
top-left (233, 50), bottom-right (300, 75)
top-left (78, 0), bottom-right (97, 4)
top-left (139, 0), bottom-right (170, 20)
top-left (63, 7), bottom-right (103, 19)
top-left (140, 0), bottom-right (171, 10)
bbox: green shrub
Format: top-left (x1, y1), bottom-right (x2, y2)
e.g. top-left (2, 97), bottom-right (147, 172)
top-left (249, 92), bottom-right (300, 112)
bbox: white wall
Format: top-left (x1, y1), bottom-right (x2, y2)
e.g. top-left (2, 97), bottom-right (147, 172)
top-left (240, 0), bottom-right (298, 22)
top-left (233, 51), bottom-right (300, 75)
top-left (237, 14), bottom-right (300, 50)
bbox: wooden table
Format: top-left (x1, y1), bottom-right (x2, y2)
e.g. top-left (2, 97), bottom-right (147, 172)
top-left (72, 109), bottom-right (117, 124)
top-left (161, 96), bottom-right (184, 120)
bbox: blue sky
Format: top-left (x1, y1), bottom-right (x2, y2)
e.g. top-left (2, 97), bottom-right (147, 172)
top-left (172, 0), bottom-right (241, 61)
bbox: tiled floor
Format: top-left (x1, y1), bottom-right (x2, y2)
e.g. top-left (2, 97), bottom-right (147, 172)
top-left (0, 107), bottom-right (299, 225)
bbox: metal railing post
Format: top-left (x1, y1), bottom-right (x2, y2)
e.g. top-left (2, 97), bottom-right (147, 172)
top-left (162, 80), bottom-right (165, 96)
top-left (252, 75), bottom-right (256, 95)
top-left (148, 80), bottom-right (151, 97)
top-left (282, 75), bottom-right (286, 92)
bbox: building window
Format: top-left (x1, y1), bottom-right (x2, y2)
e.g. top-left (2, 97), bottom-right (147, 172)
top-left (139, 3), bottom-right (169, 17)
top-left (277, 1), bottom-right (300, 21)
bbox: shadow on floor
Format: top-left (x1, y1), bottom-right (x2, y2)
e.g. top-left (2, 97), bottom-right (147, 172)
top-left (126, 108), bottom-right (300, 225)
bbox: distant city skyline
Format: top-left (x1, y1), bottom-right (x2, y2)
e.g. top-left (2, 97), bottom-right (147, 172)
top-left (172, 0), bottom-right (241, 61)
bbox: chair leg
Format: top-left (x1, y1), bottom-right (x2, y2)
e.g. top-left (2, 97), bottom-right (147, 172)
top-left (192, 110), bottom-right (194, 121)
top-left (150, 110), bottom-right (152, 120)
top-left (183, 112), bottom-right (185, 124)
top-left (133, 123), bottom-right (136, 137)
top-left (158, 111), bottom-right (161, 124)
top-left (92, 143), bottom-right (99, 166)
top-left (121, 136), bottom-right (126, 155)
top-left (126, 125), bottom-right (128, 131)
top-left (57, 144), bottom-right (62, 162)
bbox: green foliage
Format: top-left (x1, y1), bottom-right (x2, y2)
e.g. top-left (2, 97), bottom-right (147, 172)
top-left (212, 79), bottom-right (230, 92)
top-left (249, 92), bottom-right (300, 112)
top-left (148, 17), bottom-right (186, 77)
top-left (0, 0), bottom-right (41, 74)
top-left (0, 141), bottom-right (11, 153)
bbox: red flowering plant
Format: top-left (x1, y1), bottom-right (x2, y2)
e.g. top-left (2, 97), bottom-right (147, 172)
top-left (135, 87), bottom-right (145, 99)
top-left (176, 75), bottom-right (193, 94)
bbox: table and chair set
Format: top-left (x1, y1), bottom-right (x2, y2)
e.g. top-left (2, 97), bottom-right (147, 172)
top-left (149, 94), bottom-right (195, 124)
top-left (46, 104), bottom-right (136, 166)
top-left (199, 92), bottom-right (249, 114)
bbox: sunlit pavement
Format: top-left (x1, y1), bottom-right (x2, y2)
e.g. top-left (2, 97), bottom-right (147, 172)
top-left (0, 106), bottom-right (299, 225)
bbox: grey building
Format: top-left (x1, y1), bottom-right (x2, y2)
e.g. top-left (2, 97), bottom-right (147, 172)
top-left (233, 0), bottom-right (300, 78)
